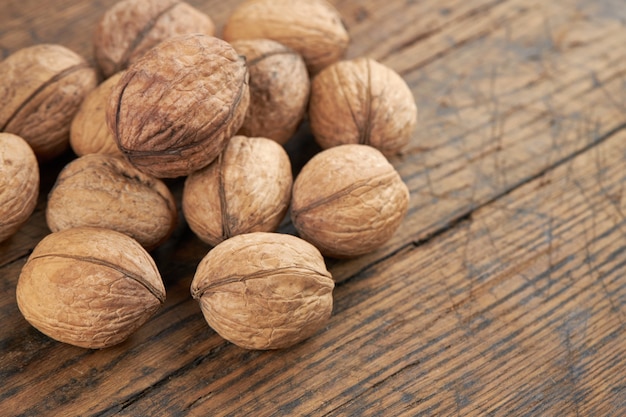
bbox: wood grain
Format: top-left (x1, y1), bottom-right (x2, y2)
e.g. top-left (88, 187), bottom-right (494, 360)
top-left (0, 0), bottom-right (625, 415)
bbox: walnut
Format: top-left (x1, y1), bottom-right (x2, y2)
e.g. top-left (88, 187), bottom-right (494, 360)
top-left (107, 33), bottom-right (250, 178)
top-left (309, 57), bottom-right (418, 156)
top-left (16, 227), bottom-right (166, 349)
top-left (230, 39), bottom-right (310, 144)
top-left (0, 44), bottom-right (98, 160)
top-left (291, 144), bottom-right (409, 258)
top-left (70, 72), bottom-right (124, 157)
top-left (0, 133), bottom-right (39, 243)
top-left (183, 136), bottom-right (292, 247)
top-left (191, 232), bottom-right (334, 350)
top-left (223, 0), bottom-right (349, 74)
top-left (46, 153), bottom-right (177, 250)
top-left (94, 0), bottom-right (216, 78)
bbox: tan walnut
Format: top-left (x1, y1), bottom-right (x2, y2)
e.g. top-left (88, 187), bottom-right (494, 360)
top-left (223, 0), bottom-right (349, 75)
top-left (291, 144), bottom-right (409, 258)
top-left (191, 232), bottom-right (334, 350)
top-left (0, 44), bottom-right (98, 160)
top-left (230, 39), bottom-right (310, 144)
top-left (46, 154), bottom-right (177, 250)
top-left (107, 33), bottom-right (250, 178)
top-left (16, 227), bottom-right (166, 349)
top-left (94, 0), bottom-right (216, 78)
top-left (0, 133), bottom-right (39, 243)
top-left (70, 72), bottom-right (124, 157)
top-left (309, 57), bottom-right (418, 156)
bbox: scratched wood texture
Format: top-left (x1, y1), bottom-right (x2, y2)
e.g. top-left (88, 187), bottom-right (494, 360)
top-left (1, 0), bottom-right (625, 415)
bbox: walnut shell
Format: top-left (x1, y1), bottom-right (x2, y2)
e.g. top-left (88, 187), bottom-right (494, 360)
top-left (46, 154), bottom-right (177, 250)
top-left (230, 39), bottom-right (310, 144)
top-left (70, 72), bottom-right (124, 157)
top-left (0, 44), bottom-right (98, 160)
top-left (291, 144), bottom-right (409, 258)
top-left (309, 58), bottom-right (418, 156)
top-left (183, 136), bottom-right (292, 247)
top-left (94, 0), bottom-right (216, 78)
top-left (223, 0), bottom-right (349, 74)
top-left (16, 227), bottom-right (166, 349)
top-left (0, 133), bottom-right (39, 243)
top-left (107, 33), bottom-right (250, 178)
top-left (191, 232), bottom-right (334, 350)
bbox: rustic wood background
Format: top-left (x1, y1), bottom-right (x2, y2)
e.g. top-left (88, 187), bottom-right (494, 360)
top-left (1, 0), bottom-right (625, 415)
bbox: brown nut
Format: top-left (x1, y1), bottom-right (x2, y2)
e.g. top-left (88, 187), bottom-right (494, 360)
top-left (223, 0), bottom-right (349, 74)
top-left (230, 39), bottom-right (310, 144)
top-left (191, 232), bottom-right (334, 350)
top-left (0, 133), bottom-right (39, 243)
top-left (183, 136), bottom-right (292, 247)
top-left (107, 33), bottom-right (250, 178)
top-left (291, 144), bottom-right (409, 258)
top-left (46, 154), bottom-right (177, 250)
top-left (309, 58), bottom-right (418, 156)
top-left (16, 227), bottom-right (166, 349)
top-left (94, 0), bottom-right (216, 78)
top-left (0, 44), bottom-right (98, 160)
top-left (70, 72), bottom-right (124, 157)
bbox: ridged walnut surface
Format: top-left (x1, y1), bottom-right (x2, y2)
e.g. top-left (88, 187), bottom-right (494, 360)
top-left (0, 44), bottom-right (98, 160)
top-left (0, 133), bottom-right (39, 243)
top-left (16, 227), bottom-right (166, 349)
top-left (191, 232), bottom-right (334, 350)
top-left (222, 0), bottom-right (349, 75)
top-left (291, 144), bottom-right (409, 258)
top-left (183, 136), bottom-right (292, 247)
top-left (46, 154), bottom-right (177, 250)
top-left (309, 57), bottom-right (418, 156)
top-left (231, 39), bottom-right (310, 144)
top-left (94, 0), bottom-right (216, 78)
top-left (70, 72), bottom-right (124, 157)
top-left (107, 33), bottom-right (250, 178)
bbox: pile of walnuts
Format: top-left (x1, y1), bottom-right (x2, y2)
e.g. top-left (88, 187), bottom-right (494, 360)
top-left (1, 0), bottom-right (417, 351)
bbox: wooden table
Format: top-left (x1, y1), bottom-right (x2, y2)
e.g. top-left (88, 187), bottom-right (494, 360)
top-left (2, 0), bottom-right (625, 415)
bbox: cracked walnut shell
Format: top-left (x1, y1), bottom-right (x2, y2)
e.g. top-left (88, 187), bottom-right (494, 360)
top-left (309, 57), bottom-right (417, 155)
top-left (191, 232), bottom-right (334, 350)
top-left (107, 33), bottom-right (250, 178)
top-left (291, 144), bottom-right (409, 258)
top-left (16, 227), bottom-right (166, 349)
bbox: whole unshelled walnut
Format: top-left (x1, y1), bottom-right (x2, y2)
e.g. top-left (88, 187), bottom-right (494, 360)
top-left (70, 72), bottom-right (124, 157)
top-left (0, 44), bottom-right (98, 160)
top-left (230, 39), bottom-right (310, 144)
top-left (291, 144), bottom-right (409, 258)
top-left (16, 227), bottom-right (166, 349)
top-left (191, 232), bottom-right (334, 350)
top-left (183, 136), bottom-right (292, 247)
top-left (107, 33), bottom-right (250, 178)
top-left (223, 0), bottom-right (349, 74)
top-left (94, 0), bottom-right (216, 78)
top-left (309, 58), bottom-right (418, 156)
top-left (46, 154), bottom-right (177, 250)
top-left (0, 133), bottom-right (39, 243)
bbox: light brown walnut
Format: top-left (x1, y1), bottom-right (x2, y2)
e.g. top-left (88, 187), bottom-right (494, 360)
top-left (291, 144), bottom-right (409, 258)
top-left (0, 44), bottom-right (98, 160)
top-left (107, 33), bottom-right (250, 178)
top-left (70, 72), bottom-right (124, 157)
top-left (16, 227), bottom-right (166, 349)
top-left (94, 0), bottom-right (216, 78)
top-left (309, 57), bottom-right (418, 156)
top-left (191, 232), bottom-right (334, 350)
top-left (230, 39), bottom-right (310, 144)
top-left (183, 136), bottom-right (292, 247)
top-left (0, 133), bottom-right (39, 243)
top-left (46, 154), bottom-right (177, 250)
top-left (223, 0), bottom-right (349, 75)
